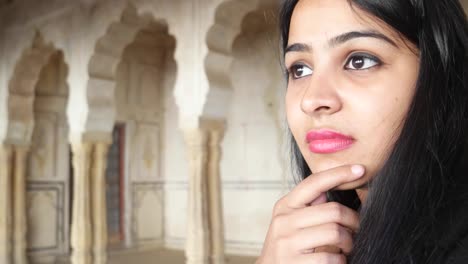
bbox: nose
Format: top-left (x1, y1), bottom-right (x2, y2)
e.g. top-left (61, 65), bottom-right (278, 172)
top-left (300, 72), bottom-right (342, 117)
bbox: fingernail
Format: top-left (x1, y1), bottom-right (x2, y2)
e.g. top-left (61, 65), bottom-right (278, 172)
top-left (351, 165), bottom-right (365, 177)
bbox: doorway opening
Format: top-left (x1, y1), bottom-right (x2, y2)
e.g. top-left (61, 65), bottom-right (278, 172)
top-left (106, 124), bottom-right (126, 245)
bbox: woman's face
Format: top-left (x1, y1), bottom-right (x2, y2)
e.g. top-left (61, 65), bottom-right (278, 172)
top-left (285, 0), bottom-right (420, 196)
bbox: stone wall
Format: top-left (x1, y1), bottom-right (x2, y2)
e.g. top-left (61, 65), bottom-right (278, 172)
top-left (26, 51), bottom-right (70, 261)
top-left (219, 7), bottom-right (290, 255)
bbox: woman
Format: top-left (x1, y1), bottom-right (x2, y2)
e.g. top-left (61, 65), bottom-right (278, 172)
top-left (257, 0), bottom-right (468, 263)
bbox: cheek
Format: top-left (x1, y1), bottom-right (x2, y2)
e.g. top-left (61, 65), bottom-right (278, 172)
top-left (348, 83), bottom-right (416, 172)
top-left (285, 87), bottom-right (302, 132)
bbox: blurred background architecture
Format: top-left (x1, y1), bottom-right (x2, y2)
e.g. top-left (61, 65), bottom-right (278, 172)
top-left (0, 0), bottom-right (467, 264)
top-left (0, 0), bottom-right (290, 263)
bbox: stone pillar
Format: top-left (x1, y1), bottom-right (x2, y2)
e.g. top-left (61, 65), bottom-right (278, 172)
top-left (207, 128), bottom-right (226, 264)
top-left (12, 146), bottom-right (30, 264)
top-left (0, 145), bottom-right (12, 264)
top-left (70, 142), bottom-right (93, 264)
top-left (184, 129), bottom-right (211, 264)
top-left (91, 142), bottom-right (110, 264)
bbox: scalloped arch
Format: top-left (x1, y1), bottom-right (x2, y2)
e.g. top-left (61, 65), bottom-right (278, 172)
top-left (84, 3), bottom-right (176, 136)
top-left (203, 0), bottom-right (280, 121)
top-left (6, 31), bottom-right (64, 145)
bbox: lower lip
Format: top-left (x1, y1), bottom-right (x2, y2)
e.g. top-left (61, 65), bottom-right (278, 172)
top-left (308, 139), bottom-right (355, 154)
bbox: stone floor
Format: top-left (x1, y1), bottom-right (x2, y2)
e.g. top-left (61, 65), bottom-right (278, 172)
top-left (48, 249), bottom-right (257, 264)
top-left (108, 249), bottom-right (257, 264)
top-left (32, 248), bottom-right (257, 264)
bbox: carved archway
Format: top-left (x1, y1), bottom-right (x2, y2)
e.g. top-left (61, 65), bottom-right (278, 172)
top-left (199, 0), bottom-right (282, 259)
top-left (203, 0), bottom-right (279, 120)
top-left (4, 31), bottom-right (70, 263)
top-left (84, 4), bottom-right (176, 137)
top-left (6, 32), bottom-right (59, 145)
top-left (83, 3), bottom-right (177, 250)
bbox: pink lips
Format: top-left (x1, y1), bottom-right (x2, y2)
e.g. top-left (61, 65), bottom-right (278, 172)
top-left (306, 129), bottom-right (355, 154)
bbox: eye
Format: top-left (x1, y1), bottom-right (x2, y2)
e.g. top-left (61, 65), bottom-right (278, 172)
top-left (289, 64), bottom-right (313, 79)
top-left (345, 54), bottom-right (381, 70)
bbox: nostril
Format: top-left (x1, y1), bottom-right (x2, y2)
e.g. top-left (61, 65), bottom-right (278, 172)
top-left (315, 106), bottom-right (331, 112)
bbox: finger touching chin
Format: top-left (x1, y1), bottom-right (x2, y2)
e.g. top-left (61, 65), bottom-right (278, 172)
top-left (314, 245), bottom-right (342, 254)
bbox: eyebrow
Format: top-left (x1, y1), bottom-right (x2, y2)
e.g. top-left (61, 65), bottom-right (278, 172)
top-left (285, 30), bottom-right (398, 54)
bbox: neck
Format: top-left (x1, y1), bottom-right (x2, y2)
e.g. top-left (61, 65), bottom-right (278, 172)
top-left (356, 188), bottom-right (369, 204)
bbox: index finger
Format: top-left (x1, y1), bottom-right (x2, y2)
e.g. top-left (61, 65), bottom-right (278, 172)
top-left (286, 164), bottom-right (365, 209)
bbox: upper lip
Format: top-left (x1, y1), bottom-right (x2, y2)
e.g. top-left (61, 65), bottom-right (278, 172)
top-left (306, 129), bottom-right (355, 143)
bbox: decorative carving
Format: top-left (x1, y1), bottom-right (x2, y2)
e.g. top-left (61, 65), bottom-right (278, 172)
top-left (132, 184), bottom-right (163, 243)
top-left (26, 189), bottom-right (58, 250)
top-left (28, 113), bottom-right (58, 179)
top-left (25, 182), bottom-right (66, 255)
top-left (131, 123), bottom-right (160, 180)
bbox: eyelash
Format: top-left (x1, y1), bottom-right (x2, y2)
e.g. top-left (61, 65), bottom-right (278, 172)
top-left (286, 52), bottom-right (383, 80)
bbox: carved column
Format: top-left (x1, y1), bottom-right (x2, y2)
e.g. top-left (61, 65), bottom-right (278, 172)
top-left (12, 146), bottom-right (30, 264)
top-left (184, 129), bottom-right (211, 264)
top-left (207, 128), bottom-right (226, 264)
top-left (71, 142), bottom-right (93, 264)
top-left (91, 142), bottom-right (110, 264)
top-left (0, 145), bottom-right (12, 264)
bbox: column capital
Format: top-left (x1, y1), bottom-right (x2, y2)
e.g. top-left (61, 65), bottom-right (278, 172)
top-left (93, 141), bottom-right (111, 157)
top-left (183, 128), bottom-right (209, 151)
top-left (199, 118), bottom-right (225, 133)
top-left (70, 141), bottom-right (93, 157)
top-left (13, 145), bottom-right (31, 155)
top-left (70, 131), bottom-right (112, 147)
top-left (0, 144), bottom-right (13, 154)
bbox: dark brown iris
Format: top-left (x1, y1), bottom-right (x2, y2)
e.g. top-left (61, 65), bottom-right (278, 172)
top-left (352, 57), bottom-right (365, 69)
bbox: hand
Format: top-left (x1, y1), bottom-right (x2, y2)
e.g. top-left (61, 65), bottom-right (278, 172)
top-left (256, 165), bottom-right (365, 264)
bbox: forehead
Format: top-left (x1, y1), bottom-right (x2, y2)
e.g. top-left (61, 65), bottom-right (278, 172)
top-left (288, 0), bottom-right (389, 45)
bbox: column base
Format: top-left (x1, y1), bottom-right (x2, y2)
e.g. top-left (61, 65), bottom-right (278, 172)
top-left (71, 251), bottom-right (92, 264)
top-left (186, 255), bottom-right (211, 264)
top-left (211, 255), bottom-right (226, 264)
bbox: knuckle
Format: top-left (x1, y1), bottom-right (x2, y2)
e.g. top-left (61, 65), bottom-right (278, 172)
top-left (328, 223), bottom-right (343, 243)
top-left (328, 202), bottom-right (345, 220)
top-left (270, 215), bottom-right (287, 236)
top-left (273, 196), bottom-right (287, 215)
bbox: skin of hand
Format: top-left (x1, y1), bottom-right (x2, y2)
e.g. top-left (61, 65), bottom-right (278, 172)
top-left (256, 164), bottom-right (365, 264)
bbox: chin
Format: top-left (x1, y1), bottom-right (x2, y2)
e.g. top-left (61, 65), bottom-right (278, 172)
top-left (306, 153), bottom-right (356, 173)
top-left (307, 154), bottom-right (377, 184)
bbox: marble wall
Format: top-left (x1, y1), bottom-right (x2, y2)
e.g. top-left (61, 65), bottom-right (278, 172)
top-left (26, 51), bottom-right (70, 260)
top-left (219, 7), bottom-right (290, 255)
top-left (114, 23), bottom-right (177, 249)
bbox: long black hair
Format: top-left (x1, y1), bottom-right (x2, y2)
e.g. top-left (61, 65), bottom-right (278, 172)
top-left (280, 0), bottom-right (468, 263)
